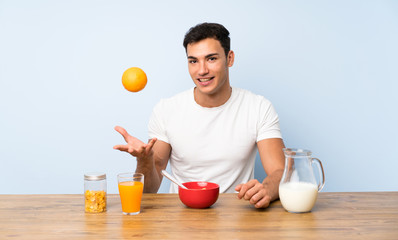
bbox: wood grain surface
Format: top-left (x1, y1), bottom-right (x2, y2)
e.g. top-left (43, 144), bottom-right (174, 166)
top-left (1, 192), bottom-right (397, 239)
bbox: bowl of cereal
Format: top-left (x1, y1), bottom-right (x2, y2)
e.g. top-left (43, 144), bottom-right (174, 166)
top-left (178, 181), bottom-right (219, 209)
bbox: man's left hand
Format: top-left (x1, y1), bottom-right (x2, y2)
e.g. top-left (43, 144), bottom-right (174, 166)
top-left (235, 179), bottom-right (272, 208)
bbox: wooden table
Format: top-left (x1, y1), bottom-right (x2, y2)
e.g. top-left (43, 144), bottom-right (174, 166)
top-left (1, 192), bottom-right (397, 239)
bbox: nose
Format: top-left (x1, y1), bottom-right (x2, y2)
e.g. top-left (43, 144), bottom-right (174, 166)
top-left (198, 61), bottom-right (209, 76)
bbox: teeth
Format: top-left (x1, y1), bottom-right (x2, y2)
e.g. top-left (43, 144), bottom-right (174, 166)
top-left (199, 78), bottom-right (211, 82)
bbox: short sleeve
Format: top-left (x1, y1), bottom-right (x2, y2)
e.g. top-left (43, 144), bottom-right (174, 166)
top-left (256, 99), bottom-right (282, 142)
top-left (148, 100), bottom-right (170, 143)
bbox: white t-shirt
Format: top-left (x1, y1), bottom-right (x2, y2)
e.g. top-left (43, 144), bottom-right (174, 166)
top-left (148, 87), bottom-right (282, 193)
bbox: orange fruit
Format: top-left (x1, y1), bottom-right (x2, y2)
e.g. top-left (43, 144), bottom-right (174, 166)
top-left (121, 67), bottom-right (147, 92)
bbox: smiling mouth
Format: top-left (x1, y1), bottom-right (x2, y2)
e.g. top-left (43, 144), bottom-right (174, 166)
top-left (198, 77), bottom-right (214, 82)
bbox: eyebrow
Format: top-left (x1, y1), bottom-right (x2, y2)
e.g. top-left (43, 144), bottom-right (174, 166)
top-left (187, 53), bottom-right (220, 59)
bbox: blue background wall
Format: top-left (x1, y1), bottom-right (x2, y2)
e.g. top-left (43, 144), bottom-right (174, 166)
top-left (1, 0), bottom-right (397, 194)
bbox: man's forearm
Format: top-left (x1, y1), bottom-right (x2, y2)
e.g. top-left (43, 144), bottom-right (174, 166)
top-left (136, 156), bottom-right (162, 193)
top-left (262, 169), bottom-right (284, 202)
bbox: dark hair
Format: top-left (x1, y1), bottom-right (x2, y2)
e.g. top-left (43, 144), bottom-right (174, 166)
top-left (183, 23), bottom-right (230, 57)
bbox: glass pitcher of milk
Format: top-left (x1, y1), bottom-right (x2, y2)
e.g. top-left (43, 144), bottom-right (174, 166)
top-left (279, 148), bottom-right (325, 213)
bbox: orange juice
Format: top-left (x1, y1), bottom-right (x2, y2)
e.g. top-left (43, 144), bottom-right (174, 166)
top-left (118, 181), bottom-right (144, 213)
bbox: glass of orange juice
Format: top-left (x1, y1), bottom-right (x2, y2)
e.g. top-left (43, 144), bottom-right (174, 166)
top-left (117, 172), bottom-right (144, 215)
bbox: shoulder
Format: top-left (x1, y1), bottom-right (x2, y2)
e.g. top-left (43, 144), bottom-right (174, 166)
top-left (232, 87), bottom-right (272, 106)
top-left (153, 88), bottom-right (193, 111)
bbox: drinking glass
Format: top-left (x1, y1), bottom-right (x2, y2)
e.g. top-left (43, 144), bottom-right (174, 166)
top-left (117, 172), bottom-right (144, 215)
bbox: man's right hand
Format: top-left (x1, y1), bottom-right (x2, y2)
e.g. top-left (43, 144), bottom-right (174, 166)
top-left (113, 126), bottom-right (157, 159)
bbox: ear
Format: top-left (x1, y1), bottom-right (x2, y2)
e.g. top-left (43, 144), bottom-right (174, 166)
top-left (227, 50), bottom-right (235, 67)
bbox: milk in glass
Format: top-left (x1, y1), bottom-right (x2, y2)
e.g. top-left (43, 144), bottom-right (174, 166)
top-left (279, 182), bottom-right (318, 213)
top-left (279, 148), bottom-right (325, 213)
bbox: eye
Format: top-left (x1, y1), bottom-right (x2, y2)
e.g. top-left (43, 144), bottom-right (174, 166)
top-left (189, 60), bottom-right (197, 64)
top-left (208, 57), bottom-right (217, 62)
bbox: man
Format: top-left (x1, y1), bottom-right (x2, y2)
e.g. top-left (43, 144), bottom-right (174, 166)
top-left (114, 23), bottom-right (285, 208)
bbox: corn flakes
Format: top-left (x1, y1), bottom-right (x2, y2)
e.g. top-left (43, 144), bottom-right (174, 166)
top-left (85, 190), bottom-right (106, 213)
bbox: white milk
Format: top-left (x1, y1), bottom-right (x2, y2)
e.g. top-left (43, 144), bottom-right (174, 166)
top-left (279, 182), bottom-right (318, 213)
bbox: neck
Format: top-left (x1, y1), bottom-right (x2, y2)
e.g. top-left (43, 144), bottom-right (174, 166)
top-left (194, 85), bottom-right (232, 108)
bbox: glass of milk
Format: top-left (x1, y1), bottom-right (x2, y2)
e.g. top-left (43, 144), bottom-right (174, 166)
top-left (279, 148), bottom-right (325, 213)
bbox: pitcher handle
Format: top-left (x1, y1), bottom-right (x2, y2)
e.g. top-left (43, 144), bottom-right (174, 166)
top-left (312, 158), bottom-right (325, 192)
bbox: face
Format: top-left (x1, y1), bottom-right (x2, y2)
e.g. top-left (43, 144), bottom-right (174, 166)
top-left (186, 38), bottom-right (234, 97)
